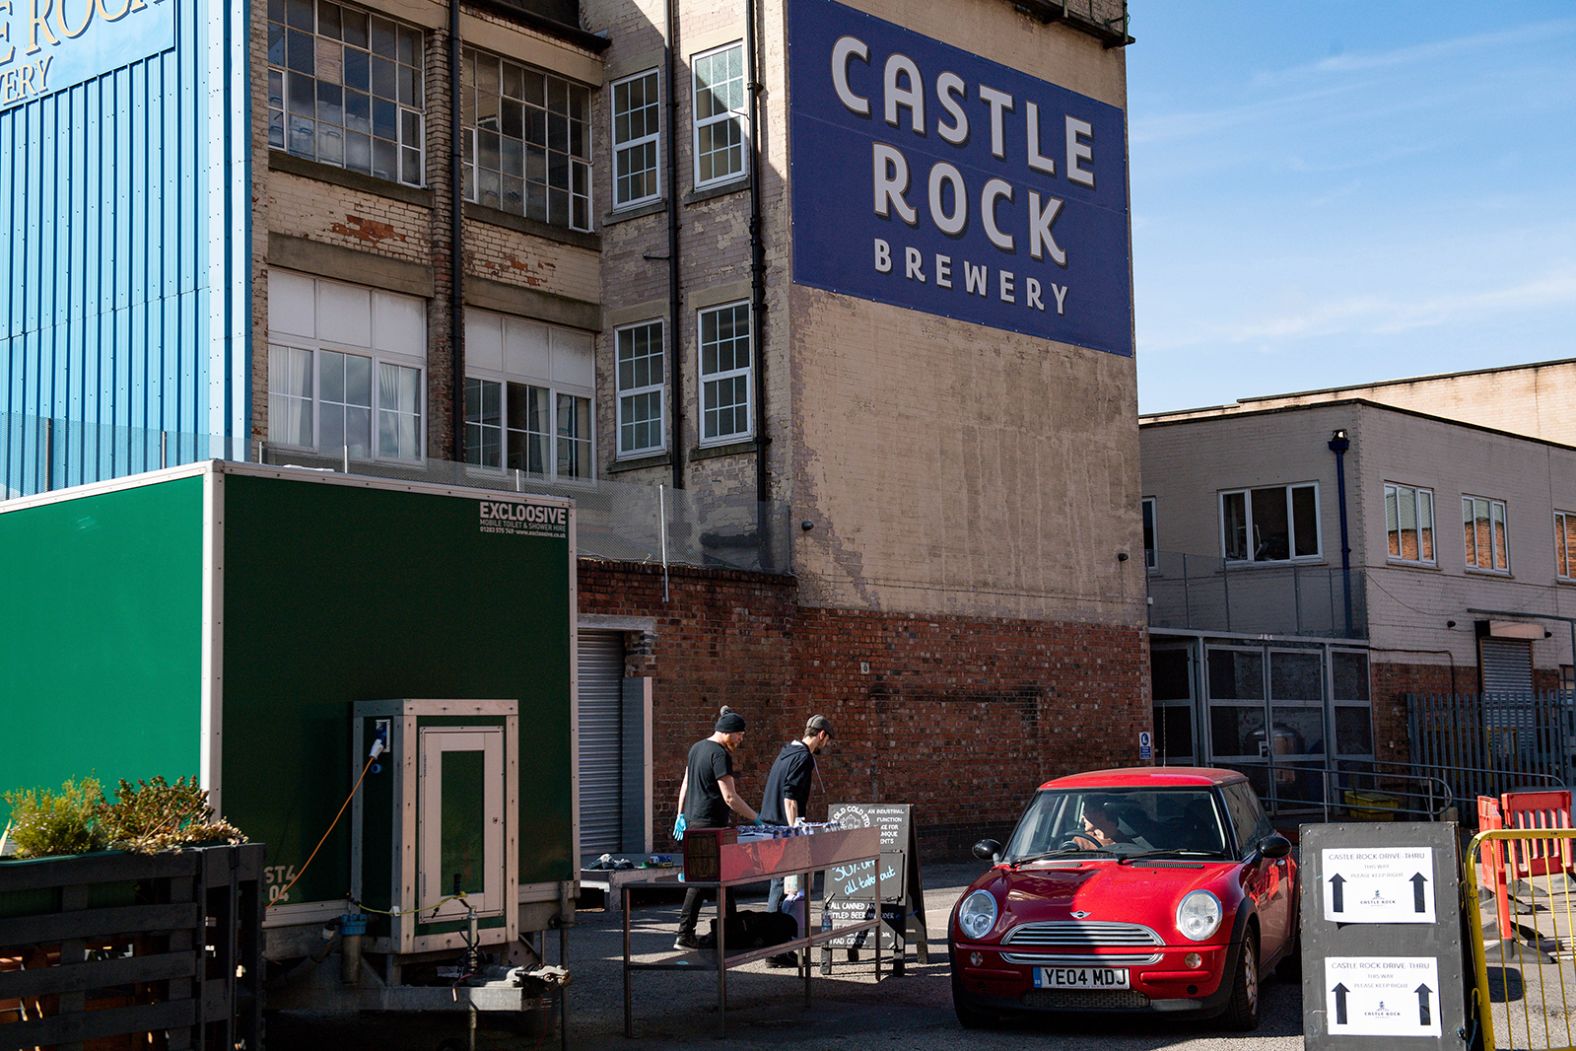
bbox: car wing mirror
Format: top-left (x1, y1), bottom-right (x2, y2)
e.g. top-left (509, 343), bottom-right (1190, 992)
top-left (973, 838), bottom-right (1003, 863)
top-left (1259, 833), bottom-right (1292, 860)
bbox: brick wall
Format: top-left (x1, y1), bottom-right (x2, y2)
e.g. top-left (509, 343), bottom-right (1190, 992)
top-left (1369, 659), bottom-right (1457, 765)
top-left (579, 559), bottom-right (1152, 859)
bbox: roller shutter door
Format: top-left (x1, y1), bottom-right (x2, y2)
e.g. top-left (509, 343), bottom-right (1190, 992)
top-left (1481, 638), bottom-right (1534, 695)
top-left (578, 630), bottom-right (625, 857)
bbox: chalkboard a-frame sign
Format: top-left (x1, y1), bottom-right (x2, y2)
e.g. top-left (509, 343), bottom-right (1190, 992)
top-left (822, 802), bottom-right (930, 976)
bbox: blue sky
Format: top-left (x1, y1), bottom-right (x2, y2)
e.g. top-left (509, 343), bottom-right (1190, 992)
top-left (1127, 2), bottom-right (1576, 413)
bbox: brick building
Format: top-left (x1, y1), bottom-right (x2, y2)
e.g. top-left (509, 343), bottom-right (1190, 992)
top-left (1140, 372), bottom-right (1576, 801)
top-left (2, 0), bottom-right (1145, 857)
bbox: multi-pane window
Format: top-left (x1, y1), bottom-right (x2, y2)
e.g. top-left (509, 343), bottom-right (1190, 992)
top-left (1557, 511), bottom-right (1576, 581)
top-left (266, 271), bottom-right (427, 462)
top-left (1384, 483), bottom-right (1435, 565)
top-left (464, 381), bottom-right (588, 478)
top-left (267, 0), bottom-right (425, 186)
top-left (1141, 497), bottom-right (1157, 570)
top-left (1220, 483), bottom-right (1320, 563)
top-left (462, 308), bottom-right (593, 479)
top-left (462, 47), bottom-right (592, 232)
top-left (612, 70), bottom-right (661, 208)
top-left (1463, 495), bottom-right (1510, 573)
top-left (692, 42), bottom-right (747, 187)
top-left (616, 322), bottom-right (665, 456)
top-left (698, 302), bottom-right (752, 444)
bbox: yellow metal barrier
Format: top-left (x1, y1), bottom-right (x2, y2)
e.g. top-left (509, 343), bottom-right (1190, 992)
top-left (1465, 827), bottom-right (1576, 1051)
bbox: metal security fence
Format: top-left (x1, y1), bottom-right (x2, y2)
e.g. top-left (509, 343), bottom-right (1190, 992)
top-left (1146, 548), bottom-right (1367, 639)
top-left (1409, 693), bottom-right (1575, 814)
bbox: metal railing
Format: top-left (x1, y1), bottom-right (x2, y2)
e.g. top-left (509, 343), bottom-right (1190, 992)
top-left (1217, 758), bottom-right (1454, 823)
top-left (1, 413), bottom-right (792, 574)
top-left (1145, 548), bottom-right (1367, 639)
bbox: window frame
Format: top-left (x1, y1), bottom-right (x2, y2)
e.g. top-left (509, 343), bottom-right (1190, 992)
top-left (1462, 494), bottom-right (1511, 575)
top-left (265, 339), bottom-right (427, 464)
top-left (461, 45), bottom-right (594, 233)
top-left (614, 320), bottom-right (667, 458)
top-left (1556, 510), bottom-right (1576, 582)
top-left (266, 0), bottom-right (427, 187)
top-left (461, 311), bottom-right (596, 482)
top-left (1383, 481), bottom-right (1437, 567)
top-left (1141, 496), bottom-right (1158, 571)
top-left (1218, 482), bottom-right (1323, 565)
top-left (610, 68), bottom-right (662, 210)
top-left (696, 300), bottom-right (754, 447)
top-left (690, 40), bottom-right (749, 190)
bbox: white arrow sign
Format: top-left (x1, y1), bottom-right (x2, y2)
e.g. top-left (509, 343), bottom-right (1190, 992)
top-left (1322, 847), bottom-right (1435, 924)
top-left (1326, 956), bottom-right (1441, 1038)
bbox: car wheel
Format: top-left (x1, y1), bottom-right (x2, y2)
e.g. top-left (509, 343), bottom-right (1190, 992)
top-left (1222, 934), bottom-right (1261, 1031)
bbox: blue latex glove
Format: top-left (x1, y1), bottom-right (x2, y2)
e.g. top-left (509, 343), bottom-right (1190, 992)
top-left (672, 813), bottom-right (687, 841)
top-left (752, 817), bottom-right (766, 827)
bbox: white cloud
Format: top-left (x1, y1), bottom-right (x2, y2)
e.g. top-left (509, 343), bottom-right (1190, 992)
top-left (1256, 18), bottom-right (1576, 84)
top-left (1141, 266), bottom-right (1576, 354)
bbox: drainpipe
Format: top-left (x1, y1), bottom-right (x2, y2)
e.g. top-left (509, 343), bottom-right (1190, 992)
top-left (745, 0), bottom-right (767, 507)
top-left (666, 0), bottom-right (684, 489)
top-left (449, 1), bottom-right (466, 462)
top-left (1328, 429), bottom-right (1353, 638)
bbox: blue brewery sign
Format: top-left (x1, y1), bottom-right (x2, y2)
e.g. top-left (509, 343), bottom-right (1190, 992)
top-left (788, 0), bottom-right (1132, 357)
top-left (0, 0), bottom-right (175, 110)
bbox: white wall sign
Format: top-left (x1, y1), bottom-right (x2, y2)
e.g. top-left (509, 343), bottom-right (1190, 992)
top-left (1325, 956), bottom-right (1441, 1038)
top-left (1321, 847), bottom-right (1435, 924)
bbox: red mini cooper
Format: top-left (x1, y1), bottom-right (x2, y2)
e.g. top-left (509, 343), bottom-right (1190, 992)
top-left (949, 767), bottom-right (1298, 1031)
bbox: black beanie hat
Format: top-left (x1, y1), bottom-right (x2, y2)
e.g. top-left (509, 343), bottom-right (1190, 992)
top-left (715, 706), bottom-right (746, 733)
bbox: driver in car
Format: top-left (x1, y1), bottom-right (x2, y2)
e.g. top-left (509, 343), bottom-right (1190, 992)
top-left (1074, 798), bottom-right (1150, 850)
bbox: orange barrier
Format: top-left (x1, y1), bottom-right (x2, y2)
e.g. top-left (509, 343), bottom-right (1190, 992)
top-left (1476, 789), bottom-right (1574, 942)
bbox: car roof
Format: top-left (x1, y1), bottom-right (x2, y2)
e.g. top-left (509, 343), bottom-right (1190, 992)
top-left (1038, 766), bottom-right (1246, 791)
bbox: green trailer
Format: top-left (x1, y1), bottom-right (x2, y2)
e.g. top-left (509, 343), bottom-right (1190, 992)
top-left (0, 461), bottom-right (578, 1014)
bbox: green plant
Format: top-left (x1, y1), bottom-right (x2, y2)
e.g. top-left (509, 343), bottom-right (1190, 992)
top-left (1, 777), bottom-right (108, 858)
top-left (97, 776), bottom-right (247, 854)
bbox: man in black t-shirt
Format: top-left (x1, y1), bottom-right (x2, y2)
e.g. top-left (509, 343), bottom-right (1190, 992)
top-left (673, 707), bottom-right (762, 950)
top-left (760, 716), bottom-right (833, 924)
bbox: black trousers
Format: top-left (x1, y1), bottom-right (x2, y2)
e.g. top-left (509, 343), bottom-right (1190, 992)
top-left (678, 885), bottom-right (737, 935)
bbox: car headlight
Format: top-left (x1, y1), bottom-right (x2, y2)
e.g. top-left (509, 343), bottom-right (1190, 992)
top-left (957, 889), bottom-right (998, 940)
top-left (1176, 890), bottom-right (1223, 942)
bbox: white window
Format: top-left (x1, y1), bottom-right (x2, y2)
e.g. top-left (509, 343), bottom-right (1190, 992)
top-left (462, 47), bottom-right (592, 232)
top-left (267, 0), bottom-right (426, 186)
top-left (616, 321), bottom-right (665, 457)
top-left (1220, 483), bottom-right (1320, 563)
top-left (266, 270), bottom-right (427, 462)
top-left (1463, 495), bottom-right (1510, 573)
top-left (691, 42), bottom-right (747, 188)
top-left (1141, 497), bottom-right (1157, 570)
top-left (611, 69), bottom-right (661, 208)
top-left (697, 302), bottom-right (752, 445)
top-left (463, 308), bottom-right (594, 480)
top-left (1384, 483), bottom-right (1436, 565)
top-left (1558, 511), bottom-right (1576, 581)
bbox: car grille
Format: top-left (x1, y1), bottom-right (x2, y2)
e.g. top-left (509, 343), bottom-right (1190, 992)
top-left (1003, 921), bottom-right (1163, 948)
top-left (1021, 988), bottom-right (1152, 1011)
top-left (1001, 951), bottom-right (1161, 966)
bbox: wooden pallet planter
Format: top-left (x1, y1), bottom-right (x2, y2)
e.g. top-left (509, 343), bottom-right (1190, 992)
top-left (0, 844), bottom-right (264, 1051)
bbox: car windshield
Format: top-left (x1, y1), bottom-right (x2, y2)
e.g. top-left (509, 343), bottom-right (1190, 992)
top-left (1003, 787), bottom-right (1231, 862)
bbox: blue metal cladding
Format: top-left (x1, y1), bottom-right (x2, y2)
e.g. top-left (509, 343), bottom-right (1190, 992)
top-left (0, 1), bottom-right (249, 497)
